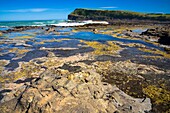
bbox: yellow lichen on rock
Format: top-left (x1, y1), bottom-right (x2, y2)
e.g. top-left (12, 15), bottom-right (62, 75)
top-left (42, 58), bottom-right (62, 68)
top-left (107, 41), bottom-right (121, 51)
top-left (141, 55), bottom-right (163, 59)
top-left (143, 85), bottom-right (170, 104)
top-left (15, 35), bottom-right (34, 39)
top-left (68, 74), bottom-right (75, 80)
top-left (0, 60), bottom-right (9, 83)
top-left (39, 41), bottom-right (45, 44)
top-left (82, 41), bottom-right (122, 55)
top-left (13, 62), bottom-right (43, 80)
top-left (0, 60), bottom-right (9, 75)
top-left (143, 85), bottom-right (170, 112)
top-left (0, 32), bottom-right (3, 36)
top-left (0, 60), bottom-right (9, 67)
top-left (9, 48), bottom-right (30, 55)
top-left (139, 48), bottom-right (170, 58)
top-left (93, 61), bottom-right (113, 76)
top-left (18, 49), bottom-right (30, 55)
top-left (56, 38), bottom-right (71, 42)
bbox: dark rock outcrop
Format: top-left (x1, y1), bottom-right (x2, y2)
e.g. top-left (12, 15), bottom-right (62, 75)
top-left (2, 26), bottom-right (42, 34)
top-left (141, 26), bottom-right (170, 45)
top-left (158, 35), bottom-right (170, 45)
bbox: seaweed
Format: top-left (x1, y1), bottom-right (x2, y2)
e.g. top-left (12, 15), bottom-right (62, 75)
top-left (139, 48), bottom-right (170, 58)
top-left (143, 85), bottom-right (170, 113)
top-left (81, 41), bottom-right (122, 55)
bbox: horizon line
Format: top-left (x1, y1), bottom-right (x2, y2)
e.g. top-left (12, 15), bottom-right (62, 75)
top-left (0, 18), bottom-right (67, 22)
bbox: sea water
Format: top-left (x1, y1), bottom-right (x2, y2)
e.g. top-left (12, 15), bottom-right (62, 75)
top-left (0, 20), bottom-right (163, 51)
top-left (0, 19), bottom-right (66, 27)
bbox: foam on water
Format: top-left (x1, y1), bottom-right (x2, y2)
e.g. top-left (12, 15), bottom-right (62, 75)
top-left (0, 19), bottom-right (109, 28)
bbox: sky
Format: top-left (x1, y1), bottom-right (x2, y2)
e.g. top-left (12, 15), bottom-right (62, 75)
top-left (0, 0), bottom-right (170, 21)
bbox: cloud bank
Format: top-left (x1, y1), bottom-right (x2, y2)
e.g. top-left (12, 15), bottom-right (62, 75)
top-left (2, 8), bottom-right (49, 13)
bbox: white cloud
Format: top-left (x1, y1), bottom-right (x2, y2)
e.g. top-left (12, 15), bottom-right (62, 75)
top-left (2, 8), bottom-right (49, 13)
top-left (29, 8), bottom-right (48, 12)
top-left (100, 6), bottom-right (118, 9)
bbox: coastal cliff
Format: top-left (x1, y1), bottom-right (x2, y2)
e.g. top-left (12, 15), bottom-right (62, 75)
top-left (68, 8), bottom-right (170, 24)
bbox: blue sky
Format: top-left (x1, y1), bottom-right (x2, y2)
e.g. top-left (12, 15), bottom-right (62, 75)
top-left (0, 0), bottom-right (170, 21)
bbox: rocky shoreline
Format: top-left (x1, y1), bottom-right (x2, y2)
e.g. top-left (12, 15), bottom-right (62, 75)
top-left (0, 24), bottom-right (170, 113)
top-left (0, 58), bottom-right (152, 113)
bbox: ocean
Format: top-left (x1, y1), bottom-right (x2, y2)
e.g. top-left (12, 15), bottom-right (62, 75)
top-left (0, 20), bottom-right (109, 29)
top-left (0, 19), bottom-right (66, 27)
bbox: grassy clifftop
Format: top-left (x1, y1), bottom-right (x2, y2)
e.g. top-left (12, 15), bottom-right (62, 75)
top-left (68, 8), bottom-right (170, 22)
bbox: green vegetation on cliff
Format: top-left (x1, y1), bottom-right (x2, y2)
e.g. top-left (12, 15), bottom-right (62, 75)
top-left (68, 8), bottom-right (170, 21)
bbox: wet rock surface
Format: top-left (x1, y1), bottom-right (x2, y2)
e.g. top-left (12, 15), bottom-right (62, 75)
top-left (0, 25), bottom-right (170, 113)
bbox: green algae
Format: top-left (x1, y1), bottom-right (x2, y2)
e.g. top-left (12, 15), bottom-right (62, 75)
top-left (12, 62), bottom-right (42, 80)
top-left (81, 41), bottom-right (122, 55)
top-left (143, 85), bottom-right (170, 104)
top-left (0, 60), bottom-right (9, 76)
top-left (0, 58), bottom-right (63, 83)
top-left (42, 58), bottom-right (62, 68)
top-left (96, 61), bottom-right (146, 98)
top-left (0, 105), bottom-right (10, 113)
top-left (0, 60), bottom-right (10, 83)
top-left (9, 48), bottom-right (30, 55)
top-left (143, 85), bottom-right (170, 113)
top-left (141, 55), bottom-right (163, 59)
top-left (139, 48), bottom-right (170, 59)
top-left (0, 62), bottom-right (43, 83)
top-left (15, 35), bottom-right (34, 39)
top-left (0, 32), bottom-right (3, 36)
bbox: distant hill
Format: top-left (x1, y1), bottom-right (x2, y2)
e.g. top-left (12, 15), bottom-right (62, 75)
top-left (68, 8), bottom-right (170, 24)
